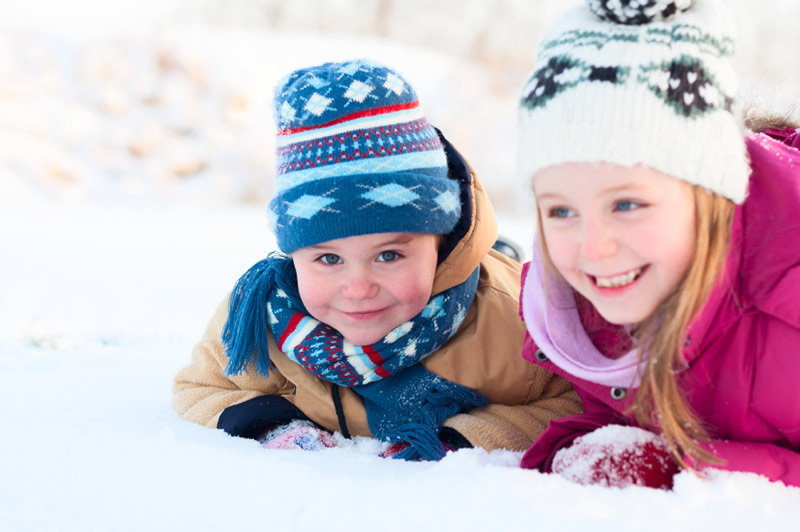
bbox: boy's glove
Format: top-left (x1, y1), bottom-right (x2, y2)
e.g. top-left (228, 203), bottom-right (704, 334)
top-left (260, 420), bottom-right (338, 451)
top-left (380, 427), bottom-right (472, 459)
top-left (551, 425), bottom-right (680, 489)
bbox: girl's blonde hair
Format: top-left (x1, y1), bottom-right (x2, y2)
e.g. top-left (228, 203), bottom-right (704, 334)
top-left (536, 185), bottom-right (735, 469)
top-left (629, 187), bottom-right (735, 468)
top-left (634, 110), bottom-right (799, 466)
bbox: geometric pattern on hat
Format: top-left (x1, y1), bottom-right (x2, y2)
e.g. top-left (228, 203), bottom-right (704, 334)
top-left (269, 59), bottom-right (459, 253)
top-left (638, 55), bottom-right (734, 117)
top-left (538, 20), bottom-right (734, 58)
top-left (521, 56), bottom-right (631, 111)
top-left (521, 52), bottom-right (734, 118)
top-left (269, 171), bottom-right (460, 253)
top-left (359, 183), bottom-right (422, 208)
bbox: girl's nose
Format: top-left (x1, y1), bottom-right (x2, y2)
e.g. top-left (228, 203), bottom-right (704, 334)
top-left (341, 272), bottom-right (379, 300)
top-left (580, 219), bottom-right (619, 261)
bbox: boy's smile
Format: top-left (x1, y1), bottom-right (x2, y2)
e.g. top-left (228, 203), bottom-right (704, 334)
top-left (534, 162), bottom-right (697, 326)
top-left (292, 232), bottom-right (439, 346)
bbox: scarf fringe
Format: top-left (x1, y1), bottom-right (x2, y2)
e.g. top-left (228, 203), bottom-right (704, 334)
top-left (383, 382), bottom-right (489, 461)
top-left (222, 253), bottom-right (300, 376)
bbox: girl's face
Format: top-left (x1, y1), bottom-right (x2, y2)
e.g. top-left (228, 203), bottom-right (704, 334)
top-left (533, 162), bottom-right (696, 326)
top-left (292, 232), bottom-right (438, 346)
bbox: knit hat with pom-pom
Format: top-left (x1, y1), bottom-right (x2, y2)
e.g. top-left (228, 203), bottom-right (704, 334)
top-left (518, 0), bottom-right (750, 203)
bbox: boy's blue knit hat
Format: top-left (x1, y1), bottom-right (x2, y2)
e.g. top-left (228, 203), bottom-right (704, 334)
top-left (269, 59), bottom-right (461, 254)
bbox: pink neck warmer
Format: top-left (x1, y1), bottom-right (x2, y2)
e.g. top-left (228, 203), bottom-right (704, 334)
top-left (522, 237), bottom-right (645, 388)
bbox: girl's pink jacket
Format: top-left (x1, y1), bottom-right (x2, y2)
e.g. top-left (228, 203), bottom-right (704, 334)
top-left (520, 129), bottom-right (800, 487)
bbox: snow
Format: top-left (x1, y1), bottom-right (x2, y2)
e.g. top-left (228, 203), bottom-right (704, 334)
top-left (2, 2), bottom-right (800, 530)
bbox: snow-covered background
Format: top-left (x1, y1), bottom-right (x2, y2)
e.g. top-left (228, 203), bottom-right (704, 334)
top-left (2, 1), bottom-right (799, 530)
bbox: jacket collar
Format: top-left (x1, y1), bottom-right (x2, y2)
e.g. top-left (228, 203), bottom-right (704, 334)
top-left (431, 132), bottom-right (496, 296)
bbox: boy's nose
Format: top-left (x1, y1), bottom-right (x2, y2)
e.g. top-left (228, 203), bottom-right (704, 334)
top-left (341, 274), bottom-right (379, 300)
top-left (579, 220), bottom-right (618, 262)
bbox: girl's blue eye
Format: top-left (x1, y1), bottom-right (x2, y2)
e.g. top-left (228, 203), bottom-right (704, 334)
top-left (548, 207), bottom-right (574, 219)
top-left (320, 254), bottom-right (342, 265)
top-left (377, 251), bottom-right (399, 262)
top-left (615, 200), bottom-right (641, 212)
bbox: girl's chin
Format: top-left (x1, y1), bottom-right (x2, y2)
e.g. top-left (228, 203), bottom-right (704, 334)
top-left (589, 300), bottom-right (652, 326)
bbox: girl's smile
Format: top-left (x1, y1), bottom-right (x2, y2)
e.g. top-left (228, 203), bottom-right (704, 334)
top-left (534, 162), bottom-right (697, 325)
top-left (590, 266), bottom-right (645, 288)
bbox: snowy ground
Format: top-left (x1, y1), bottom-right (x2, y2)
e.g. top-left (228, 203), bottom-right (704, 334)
top-left (2, 4), bottom-right (800, 530)
top-left (3, 201), bottom-right (800, 531)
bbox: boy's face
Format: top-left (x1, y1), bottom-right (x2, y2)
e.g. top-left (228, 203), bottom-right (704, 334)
top-left (292, 232), bottom-right (439, 346)
top-left (533, 162), bottom-right (696, 326)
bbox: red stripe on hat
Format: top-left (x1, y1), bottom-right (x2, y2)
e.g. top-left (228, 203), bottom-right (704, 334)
top-left (278, 312), bottom-right (305, 351)
top-left (278, 100), bottom-right (420, 136)
top-left (374, 366), bottom-right (392, 379)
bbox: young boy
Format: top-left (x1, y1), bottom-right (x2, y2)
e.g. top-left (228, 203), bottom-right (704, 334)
top-left (172, 59), bottom-right (580, 459)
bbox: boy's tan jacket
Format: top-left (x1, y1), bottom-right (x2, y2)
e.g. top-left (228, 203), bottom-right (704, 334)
top-left (173, 171), bottom-right (581, 451)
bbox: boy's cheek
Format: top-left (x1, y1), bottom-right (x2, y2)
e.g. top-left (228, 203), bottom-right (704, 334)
top-left (294, 268), bottom-right (328, 311)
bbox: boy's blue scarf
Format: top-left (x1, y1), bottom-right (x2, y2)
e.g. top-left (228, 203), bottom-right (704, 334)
top-left (222, 254), bottom-right (487, 460)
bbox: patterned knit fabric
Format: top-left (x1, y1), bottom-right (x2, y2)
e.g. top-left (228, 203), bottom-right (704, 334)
top-left (221, 254), bottom-right (487, 461)
top-left (270, 59), bottom-right (461, 253)
top-left (267, 262), bottom-right (480, 387)
top-left (518, 0), bottom-right (750, 204)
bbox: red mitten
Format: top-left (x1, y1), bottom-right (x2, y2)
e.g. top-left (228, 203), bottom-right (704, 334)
top-left (551, 425), bottom-right (680, 489)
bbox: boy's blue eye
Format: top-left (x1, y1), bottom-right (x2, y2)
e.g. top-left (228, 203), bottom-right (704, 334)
top-left (614, 200), bottom-right (641, 212)
top-left (548, 207), bottom-right (574, 219)
top-left (320, 254), bottom-right (342, 265)
top-left (377, 251), bottom-right (399, 262)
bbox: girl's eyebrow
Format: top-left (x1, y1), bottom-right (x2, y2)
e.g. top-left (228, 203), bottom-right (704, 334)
top-left (536, 184), bottom-right (648, 201)
top-left (534, 192), bottom-right (565, 201)
top-left (598, 183), bottom-right (648, 195)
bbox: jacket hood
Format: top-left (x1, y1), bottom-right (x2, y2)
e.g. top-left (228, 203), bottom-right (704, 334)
top-left (431, 133), bottom-right (498, 296)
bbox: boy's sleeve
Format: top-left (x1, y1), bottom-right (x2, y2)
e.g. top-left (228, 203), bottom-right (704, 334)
top-left (518, 392), bottom-right (625, 470)
top-left (442, 371), bottom-right (583, 452)
top-left (172, 296), bottom-right (294, 429)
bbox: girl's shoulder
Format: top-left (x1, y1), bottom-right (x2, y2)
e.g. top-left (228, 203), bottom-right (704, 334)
top-left (736, 129), bottom-right (800, 324)
top-left (745, 128), bottom-right (800, 187)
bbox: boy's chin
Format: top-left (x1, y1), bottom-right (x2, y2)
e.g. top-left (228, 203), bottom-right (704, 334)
top-left (341, 331), bottom-right (387, 346)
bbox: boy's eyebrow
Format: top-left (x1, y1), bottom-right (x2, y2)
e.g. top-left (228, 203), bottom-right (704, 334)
top-left (304, 234), bottom-right (415, 251)
top-left (375, 235), bottom-right (414, 246)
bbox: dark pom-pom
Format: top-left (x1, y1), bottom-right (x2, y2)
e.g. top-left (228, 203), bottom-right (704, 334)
top-left (586, 0), bottom-right (692, 25)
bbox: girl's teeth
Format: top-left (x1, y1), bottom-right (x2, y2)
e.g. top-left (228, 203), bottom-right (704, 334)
top-left (595, 268), bottom-right (642, 288)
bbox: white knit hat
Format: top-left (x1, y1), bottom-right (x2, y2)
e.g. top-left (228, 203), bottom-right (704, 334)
top-left (518, 0), bottom-right (750, 203)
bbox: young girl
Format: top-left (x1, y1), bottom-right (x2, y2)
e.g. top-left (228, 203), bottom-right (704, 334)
top-left (173, 59), bottom-right (581, 460)
top-left (517, 0), bottom-right (800, 488)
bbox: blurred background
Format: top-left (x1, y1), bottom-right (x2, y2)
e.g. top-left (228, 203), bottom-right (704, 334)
top-left (1, 0), bottom-right (798, 217)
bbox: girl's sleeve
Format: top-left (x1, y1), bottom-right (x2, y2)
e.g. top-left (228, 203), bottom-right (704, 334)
top-left (693, 440), bottom-right (800, 488)
top-left (172, 296), bottom-right (293, 429)
top-left (441, 371), bottom-right (583, 452)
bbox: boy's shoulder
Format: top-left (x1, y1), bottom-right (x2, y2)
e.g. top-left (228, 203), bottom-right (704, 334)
top-left (477, 249), bottom-right (524, 297)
